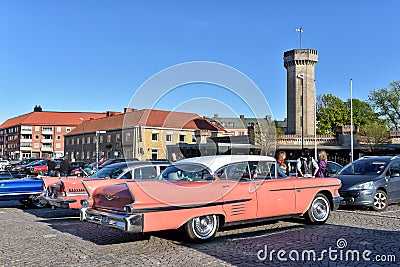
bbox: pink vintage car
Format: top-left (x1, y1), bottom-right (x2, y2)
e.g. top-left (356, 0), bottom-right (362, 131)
top-left (80, 155), bottom-right (343, 242)
top-left (40, 161), bottom-right (170, 209)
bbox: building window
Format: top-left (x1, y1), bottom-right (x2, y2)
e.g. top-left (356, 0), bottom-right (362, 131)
top-left (57, 127), bottom-right (62, 132)
top-left (34, 143), bottom-right (39, 148)
top-left (66, 127), bottom-right (71, 132)
top-left (100, 136), bottom-right (104, 143)
top-left (42, 126), bottom-right (53, 132)
top-left (152, 132), bottom-right (159, 141)
top-left (87, 137), bottom-right (91, 144)
top-left (116, 134), bottom-right (121, 142)
top-left (151, 149), bottom-right (158, 160)
top-left (77, 138), bottom-right (80, 145)
top-left (126, 133), bottom-right (131, 141)
top-left (86, 151), bottom-right (90, 159)
top-left (57, 135), bottom-right (61, 140)
top-left (56, 143), bottom-right (61, 149)
top-left (107, 135), bottom-right (111, 143)
top-left (71, 139), bottom-right (74, 145)
top-left (35, 126), bottom-right (39, 131)
top-left (179, 134), bottom-right (186, 142)
top-left (166, 133), bottom-right (172, 142)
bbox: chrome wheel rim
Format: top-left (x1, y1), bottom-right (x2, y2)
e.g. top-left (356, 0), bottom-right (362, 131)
top-left (374, 192), bottom-right (387, 210)
top-left (311, 196), bottom-right (329, 221)
top-left (192, 215), bottom-right (217, 239)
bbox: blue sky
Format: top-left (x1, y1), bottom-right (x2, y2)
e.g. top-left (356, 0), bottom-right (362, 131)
top-left (1, 0), bottom-right (399, 124)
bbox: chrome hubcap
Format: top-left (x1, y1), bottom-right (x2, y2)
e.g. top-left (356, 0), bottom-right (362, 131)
top-left (193, 215), bottom-right (216, 239)
top-left (312, 197), bottom-right (329, 221)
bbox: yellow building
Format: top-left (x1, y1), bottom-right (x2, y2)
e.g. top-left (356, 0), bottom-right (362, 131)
top-left (65, 109), bottom-right (226, 161)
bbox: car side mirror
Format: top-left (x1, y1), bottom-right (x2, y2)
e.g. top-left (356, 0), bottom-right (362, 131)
top-left (390, 172), bottom-right (400, 178)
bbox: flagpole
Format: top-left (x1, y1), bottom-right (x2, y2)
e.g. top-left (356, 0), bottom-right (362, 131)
top-left (350, 79), bottom-right (354, 162)
top-left (296, 27), bottom-right (303, 49)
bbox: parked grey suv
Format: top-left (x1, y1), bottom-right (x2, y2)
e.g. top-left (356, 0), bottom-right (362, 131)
top-left (336, 156), bottom-right (400, 211)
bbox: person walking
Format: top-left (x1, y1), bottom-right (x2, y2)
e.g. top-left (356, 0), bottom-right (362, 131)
top-left (47, 157), bottom-right (57, 177)
top-left (316, 150), bottom-right (328, 177)
top-left (276, 151), bottom-right (289, 176)
top-left (60, 156), bottom-right (70, 177)
top-left (296, 148), bottom-right (319, 177)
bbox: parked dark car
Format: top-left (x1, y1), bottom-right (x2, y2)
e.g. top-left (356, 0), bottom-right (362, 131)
top-left (12, 158), bottom-right (42, 172)
top-left (336, 156), bottom-right (400, 211)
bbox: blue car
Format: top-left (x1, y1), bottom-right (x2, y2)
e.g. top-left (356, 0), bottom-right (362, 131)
top-left (0, 177), bottom-right (44, 208)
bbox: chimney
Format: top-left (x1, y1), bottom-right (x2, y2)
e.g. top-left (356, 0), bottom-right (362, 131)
top-left (124, 107), bottom-right (137, 113)
top-left (33, 105), bottom-right (43, 112)
top-left (239, 115), bottom-right (245, 119)
top-left (213, 114), bottom-right (218, 118)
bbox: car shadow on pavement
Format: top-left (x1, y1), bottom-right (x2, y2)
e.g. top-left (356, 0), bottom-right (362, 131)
top-left (181, 224), bottom-right (400, 266)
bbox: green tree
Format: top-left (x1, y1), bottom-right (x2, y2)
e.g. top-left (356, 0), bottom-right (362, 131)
top-left (356, 123), bottom-right (390, 153)
top-left (345, 98), bottom-right (381, 126)
top-left (316, 94), bottom-right (381, 134)
top-left (316, 94), bottom-right (348, 134)
top-left (368, 81), bottom-right (400, 130)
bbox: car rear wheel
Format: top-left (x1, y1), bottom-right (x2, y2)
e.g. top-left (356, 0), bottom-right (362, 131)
top-left (372, 190), bottom-right (388, 211)
top-left (184, 215), bottom-right (219, 242)
top-left (305, 193), bottom-right (330, 224)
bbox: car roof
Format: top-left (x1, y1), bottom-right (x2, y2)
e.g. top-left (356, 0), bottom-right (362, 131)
top-left (173, 155), bottom-right (276, 173)
top-left (103, 161), bottom-right (170, 169)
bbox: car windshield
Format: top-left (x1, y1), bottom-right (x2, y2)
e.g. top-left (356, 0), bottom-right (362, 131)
top-left (338, 159), bottom-right (389, 175)
top-left (159, 164), bottom-right (212, 181)
top-left (90, 166), bottom-right (124, 178)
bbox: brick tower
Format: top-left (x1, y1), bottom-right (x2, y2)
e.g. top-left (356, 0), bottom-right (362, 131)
top-left (283, 49), bottom-right (318, 136)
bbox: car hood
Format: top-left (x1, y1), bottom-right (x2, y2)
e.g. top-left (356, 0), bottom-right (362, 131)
top-left (335, 174), bottom-right (380, 190)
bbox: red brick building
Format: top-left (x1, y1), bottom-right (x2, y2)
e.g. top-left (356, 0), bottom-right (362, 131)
top-left (0, 106), bottom-right (107, 160)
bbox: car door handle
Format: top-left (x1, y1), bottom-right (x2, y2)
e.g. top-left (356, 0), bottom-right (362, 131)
top-left (297, 189), bottom-right (301, 192)
top-left (222, 185), bottom-right (230, 188)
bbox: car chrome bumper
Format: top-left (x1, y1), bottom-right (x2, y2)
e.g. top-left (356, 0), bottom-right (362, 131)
top-left (80, 207), bottom-right (143, 233)
top-left (40, 196), bottom-right (76, 209)
top-left (332, 196), bottom-right (343, 211)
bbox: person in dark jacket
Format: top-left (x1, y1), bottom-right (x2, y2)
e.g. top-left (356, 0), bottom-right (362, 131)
top-left (47, 157), bottom-right (57, 176)
top-left (60, 156), bottom-right (70, 177)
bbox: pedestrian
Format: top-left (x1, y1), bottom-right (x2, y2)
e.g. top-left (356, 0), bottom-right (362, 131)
top-left (47, 157), bottom-right (57, 177)
top-left (316, 150), bottom-right (328, 177)
top-left (296, 148), bottom-right (319, 177)
top-left (60, 155), bottom-right (70, 177)
top-left (276, 151), bottom-right (289, 176)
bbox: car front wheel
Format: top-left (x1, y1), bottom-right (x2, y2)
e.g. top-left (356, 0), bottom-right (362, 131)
top-left (372, 190), bottom-right (388, 211)
top-left (305, 193), bottom-right (331, 224)
top-left (184, 215), bottom-right (219, 242)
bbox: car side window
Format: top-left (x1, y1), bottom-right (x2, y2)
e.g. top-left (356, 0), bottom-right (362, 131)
top-left (249, 161), bottom-right (278, 179)
top-left (388, 161), bottom-right (400, 177)
top-left (217, 162), bottom-right (250, 181)
top-left (133, 166), bottom-right (158, 179)
top-left (120, 171), bottom-right (133, 179)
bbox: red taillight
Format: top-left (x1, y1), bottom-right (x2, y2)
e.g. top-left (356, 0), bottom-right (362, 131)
top-left (60, 181), bottom-right (66, 196)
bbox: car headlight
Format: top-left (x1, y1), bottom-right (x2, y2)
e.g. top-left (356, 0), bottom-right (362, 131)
top-left (348, 181), bottom-right (374, 190)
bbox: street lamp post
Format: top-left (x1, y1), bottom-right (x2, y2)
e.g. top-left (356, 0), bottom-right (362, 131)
top-left (96, 130), bottom-right (106, 169)
top-left (297, 74), bottom-right (304, 150)
top-left (79, 118), bottom-right (84, 160)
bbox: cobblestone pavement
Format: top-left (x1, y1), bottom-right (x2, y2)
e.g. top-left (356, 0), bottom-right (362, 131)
top-left (0, 201), bottom-right (399, 267)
